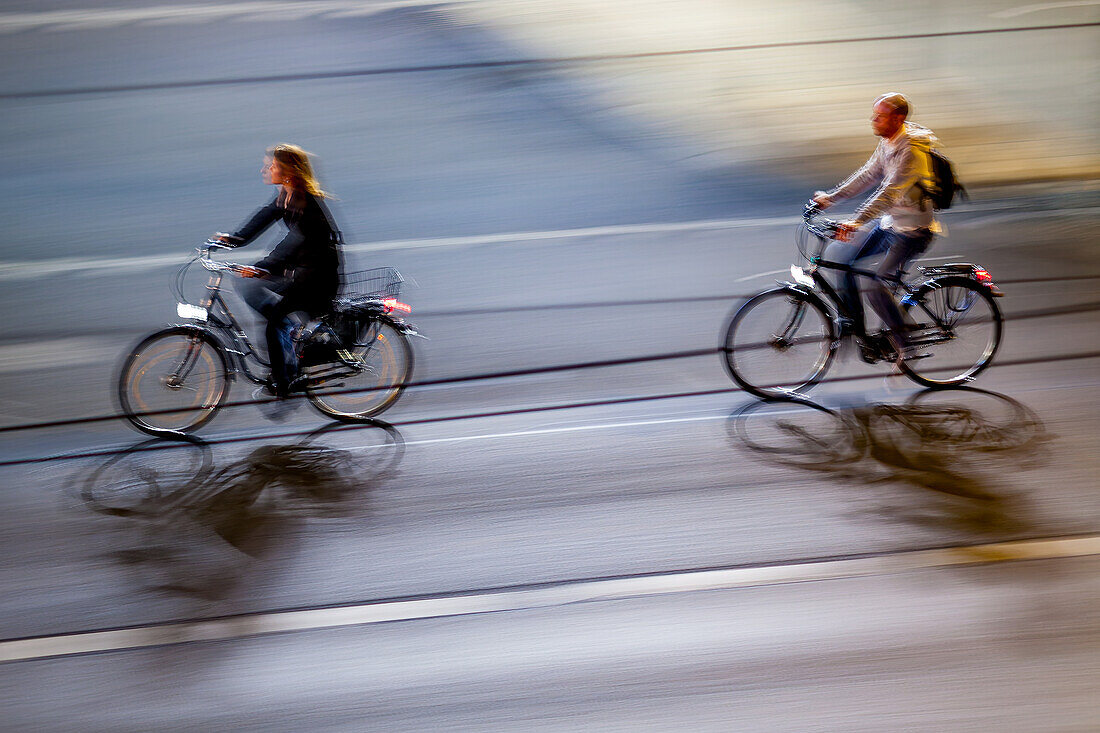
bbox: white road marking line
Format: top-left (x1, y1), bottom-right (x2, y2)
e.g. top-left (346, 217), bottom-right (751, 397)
top-left (991, 1), bottom-right (1100, 18)
top-left (396, 413), bottom-right (728, 448)
top-left (0, 215), bottom-right (798, 281)
top-left (0, 337), bottom-right (119, 374)
top-left (0, 253), bottom-right (185, 281)
top-left (0, 1), bottom-right (468, 33)
top-left (0, 201), bottom-right (1074, 282)
top-left (3, 534), bottom-right (1098, 664)
top-left (733, 268), bottom-right (786, 282)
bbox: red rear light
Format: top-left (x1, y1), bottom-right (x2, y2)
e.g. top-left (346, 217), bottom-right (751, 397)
top-left (383, 298), bottom-right (412, 314)
top-left (974, 269), bottom-right (992, 283)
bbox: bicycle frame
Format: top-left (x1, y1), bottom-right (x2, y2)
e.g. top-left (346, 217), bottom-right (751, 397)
top-left (179, 262), bottom-right (270, 385)
top-left (120, 242), bottom-right (419, 435)
top-left (178, 254), bottom-right (415, 387)
top-left (789, 215), bottom-right (986, 354)
top-left (720, 205), bottom-right (1005, 398)
top-left (799, 260), bottom-right (939, 342)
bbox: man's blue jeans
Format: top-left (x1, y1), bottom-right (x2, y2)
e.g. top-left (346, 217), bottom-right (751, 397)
top-left (837, 223), bottom-right (933, 348)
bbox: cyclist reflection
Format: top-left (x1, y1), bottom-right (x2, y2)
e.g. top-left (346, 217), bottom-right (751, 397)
top-left (79, 421), bottom-right (403, 598)
top-left (728, 389), bottom-right (1050, 534)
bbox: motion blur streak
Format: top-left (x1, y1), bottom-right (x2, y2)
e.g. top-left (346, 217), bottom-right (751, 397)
top-left (4, 534), bottom-right (1099, 664)
top-left (1, 1), bottom-right (1098, 730)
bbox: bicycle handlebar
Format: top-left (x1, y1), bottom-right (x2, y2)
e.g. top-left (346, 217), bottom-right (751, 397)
top-left (801, 202), bottom-right (840, 239)
top-left (172, 237), bottom-right (266, 303)
top-left (195, 240), bottom-right (264, 276)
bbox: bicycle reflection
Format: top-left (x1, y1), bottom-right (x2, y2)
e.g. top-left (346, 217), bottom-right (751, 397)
top-left (79, 420), bottom-right (404, 598)
top-left (727, 388), bottom-right (1051, 534)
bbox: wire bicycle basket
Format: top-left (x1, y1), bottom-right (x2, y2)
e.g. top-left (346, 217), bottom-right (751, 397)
top-left (338, 267), bottom-right (404, 300)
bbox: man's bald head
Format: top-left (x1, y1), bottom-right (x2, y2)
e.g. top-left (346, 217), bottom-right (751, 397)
top-left (874, 92), bottom-right (910, 118)
top-left (871, 93), bottom-right (910, 138)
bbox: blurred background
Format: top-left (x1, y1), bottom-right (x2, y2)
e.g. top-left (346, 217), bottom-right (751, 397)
top-left (1, 1), bottom-right (1098, 730)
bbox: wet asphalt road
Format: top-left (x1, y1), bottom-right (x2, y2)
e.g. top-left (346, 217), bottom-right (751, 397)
top-left (1, 3), bottom-right (1098, 730)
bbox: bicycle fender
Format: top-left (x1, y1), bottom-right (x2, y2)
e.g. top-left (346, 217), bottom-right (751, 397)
top-left (384, 318), bottom-right (427, 339)
top-left (165, 323), bottom-right (216, 336)
top-left (769, 284), bottom-right (843, 344)
top-left (776, 281), bottom-right (805, 294)
top-left (775, 281), bottom-right (816, 299)
top-left (914, 270), bottom-right (1004, 298)
top-left (164, 323), bottom-right (234, 349)
top-left (159, 324), bottom-right (238, 380)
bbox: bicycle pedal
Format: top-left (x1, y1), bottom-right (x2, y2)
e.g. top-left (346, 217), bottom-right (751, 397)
top-left (857, 350), bottom-right (881, 365)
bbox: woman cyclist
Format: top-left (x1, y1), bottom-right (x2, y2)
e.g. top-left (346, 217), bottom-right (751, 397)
top-left (217, 144), bottom-right (343, 402)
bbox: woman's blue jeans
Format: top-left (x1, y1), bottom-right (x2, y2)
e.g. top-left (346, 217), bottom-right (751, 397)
top-left (234, 275), bottom-right (306, 394)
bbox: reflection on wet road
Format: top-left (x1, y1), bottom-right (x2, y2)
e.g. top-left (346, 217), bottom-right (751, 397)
top-left (79, 422), bottom-right (403, 599)
top-left (729, 388), bottom-right (1052, 535)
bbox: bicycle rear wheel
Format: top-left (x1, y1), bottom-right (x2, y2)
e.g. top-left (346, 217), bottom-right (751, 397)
top-left (306, 320), bottom-right (413, 421)
top-left (899, 277), bottom-right (1002, 387)
top-left (118, 327), bottom-right (229, 436)
top-left (722, 288), bottom-right (837, 399)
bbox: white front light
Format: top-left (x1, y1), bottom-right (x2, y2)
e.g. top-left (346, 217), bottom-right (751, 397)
top-left (790, 265), bottom-right (815, 288)
top-left (177, 303), bottom-right (208, 321)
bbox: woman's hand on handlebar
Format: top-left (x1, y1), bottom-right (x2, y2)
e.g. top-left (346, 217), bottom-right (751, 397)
top-left (212, 232), bottom-right (244, 246)
top-left (236, 265), bottom-right (268, 278)
top-left (811, 191), bottom-right (833, 209)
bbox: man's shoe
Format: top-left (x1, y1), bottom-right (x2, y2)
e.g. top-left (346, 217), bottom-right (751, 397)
top-left (894, 344), bottom-right (933, 367)
top-left (287, 374), bottom-right (310, 393)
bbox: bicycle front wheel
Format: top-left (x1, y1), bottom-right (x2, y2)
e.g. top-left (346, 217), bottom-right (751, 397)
top-left (80, 436), bottom-right (212, 516)
top-left (722, 288), bottom-right (837, 399)
top-left (899, 277), bottom-right (1002, 388)
top-left (306, 320), bottom-right (413, 421)
top-left (118, 327), bottom-right (230, 436)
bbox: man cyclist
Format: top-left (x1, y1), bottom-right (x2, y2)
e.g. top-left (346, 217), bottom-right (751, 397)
top-left (812, 92), bottom-right (940, 363)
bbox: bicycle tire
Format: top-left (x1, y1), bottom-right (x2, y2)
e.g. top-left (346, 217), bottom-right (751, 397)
top-left (722, 287), bottom-right (837, 399)
top-left (80, 436), bottom-right (213, 517)
top-left (728, 397), bottom-right (866, 468)
top-left (898, 277), bottom-right (1002, 388)
top-left (904, 387), bottom-right (1047, 454)
top-left (306, 320), bottom-right (413, 422)
top-left (303, 420), bottom-right (406, 479)
top-left (118, 327), bottom-right (230, 436)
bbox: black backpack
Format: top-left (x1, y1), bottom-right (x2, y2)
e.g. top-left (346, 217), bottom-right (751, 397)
top-left (920, 147), bottom-right (967, 210)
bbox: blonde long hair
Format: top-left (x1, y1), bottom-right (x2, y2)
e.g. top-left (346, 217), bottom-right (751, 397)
top-left (268, 143), bottom-right (328, 198)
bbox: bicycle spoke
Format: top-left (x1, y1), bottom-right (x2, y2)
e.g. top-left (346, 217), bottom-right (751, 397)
top-left (119, 329), bottom-right (229, 435)
top-left (723, 289), bottom-right (836, 398)
top-left (900, 279), bottom-right (1002, 387)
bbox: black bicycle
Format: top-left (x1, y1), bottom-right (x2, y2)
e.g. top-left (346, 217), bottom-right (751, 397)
top-left (118, 240), bottom-right (420, 436)
top-left (721, 204), bottom-right (1004, 399)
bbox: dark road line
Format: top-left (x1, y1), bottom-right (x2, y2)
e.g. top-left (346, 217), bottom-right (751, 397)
top-left (1, 22), bottom-right (1096, 100)
top-left (1, 348), bottom-right (1098, 468)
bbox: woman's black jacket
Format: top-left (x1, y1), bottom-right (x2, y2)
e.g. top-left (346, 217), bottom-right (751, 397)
top-left (231, 191), bottom-right (343, 314)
